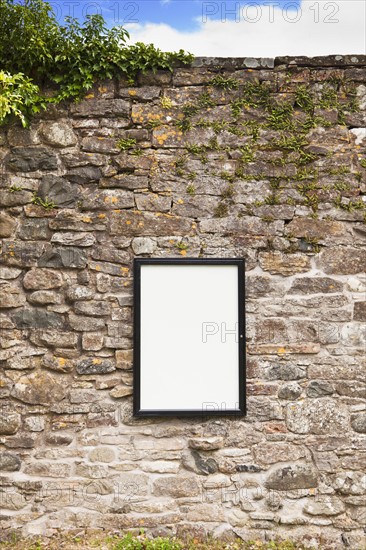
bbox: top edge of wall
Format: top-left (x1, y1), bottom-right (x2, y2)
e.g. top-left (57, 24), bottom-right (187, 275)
top-left (191, 55), bottom-right (366, 69)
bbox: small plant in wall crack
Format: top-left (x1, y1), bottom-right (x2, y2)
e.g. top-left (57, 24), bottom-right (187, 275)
top-left (130, 148), bottom-right (142, 156)
top-left (31, 192), bottom-right (56, 209)
top-left (221, 184), bottom-right (235, 200)
top-left (175, 240), bottom-right (189, 251)
top-left (175, 240), bottom-right (189, 256)
top-left (117, 137), bottom-right (137, 151)
top-left (304, 236), bottom-right (321, 253)
top-left (214, 201), bottom-right (229, 218)
top-left (147, 119), bottom-right (163, 130)
top-left (209, 74), bottom-right (239, 90)
top-left (8, 184), bottom-right (23, 192)
top-left (160, 95), bottom-right (173, 109)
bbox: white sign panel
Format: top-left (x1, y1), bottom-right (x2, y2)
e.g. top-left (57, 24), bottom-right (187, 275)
top-left (133, 259), bottom-right (245, 416)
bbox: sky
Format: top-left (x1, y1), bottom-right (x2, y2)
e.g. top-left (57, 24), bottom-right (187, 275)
top-left (50, 0), bottom-right (366, 56)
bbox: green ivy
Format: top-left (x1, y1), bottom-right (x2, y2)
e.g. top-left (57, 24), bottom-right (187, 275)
top-left (0, 0), bottom-right (193, 125)
top-left (0, 71), bottom-right (44, 127)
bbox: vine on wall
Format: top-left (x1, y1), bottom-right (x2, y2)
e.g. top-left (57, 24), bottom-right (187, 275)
top-left (0, 0), bottom-right (193, 126)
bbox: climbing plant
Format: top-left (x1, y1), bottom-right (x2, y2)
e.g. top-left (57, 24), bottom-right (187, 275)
top-left (0, 71), bottom-right (44, 127)
top-left (0, 0), bottom-right (193, 126)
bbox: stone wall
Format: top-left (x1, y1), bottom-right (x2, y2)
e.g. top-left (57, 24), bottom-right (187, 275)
top-left (0, 55), bottom-right (365, 549)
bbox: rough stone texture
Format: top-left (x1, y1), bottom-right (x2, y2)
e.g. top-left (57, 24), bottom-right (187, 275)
top-left (38, 176), bottom-right (78, 208)
top-left (23, 268), bottom-right (63, 289)
top-left (76, 357), bottom-right (115, 375)
top-left (11, 371), bottom-right (67, 405)
top-left (286, 399), bottom-right (349, 435)
top-left (11, 308), bottom-right (65, 329)
top-left (0, 283), bottom-right (26, 307)
top-left (0, 412), bottom-right (21, 435)
top-left (265, 464), bottom-right (318, 490)
top-left (0, 211), bottom-right (17, 237)
top-left (6, 147), bottom-right (58, 172)
top-left (303, 497), bottom-right (345, 517)
top-left (0, 451), bottom-right (21, 471)
top-left (353, 301), bottom-right (366, 321)
top-left (153, 475), bottom-right (201, 498)
top-left (40, 121), bottom-right (78, 147)
top-left (0, 56), bottom-right (365, 547)
top-left (259, 252), bottom-right (311, 276)
top-left (288, 277), bottom-right (344, 295)
top-left (306, 380), bottom-right (334, 397)
top-left (317, 247), bottom-right (366, 275)
top-left (351, 413), bottom-right (366, 433)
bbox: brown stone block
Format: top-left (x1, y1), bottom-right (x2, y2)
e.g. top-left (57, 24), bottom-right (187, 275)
top-left (0, 284), bottom-right (26, 308)
top-left (152, 125), bottom-right (185, 148)
top-left (317, 247), bottom-right (366, 275)
top-left (49, 211), bottom-right (107, 232)
top-left (248, 343), bottom-right (320, 355)
top-left (336, 381), bottom-right (366, 399)
top-left (71, 98), bottom-right (129, 118)
top-left (81, 136), bottom-right (120, 154)
top-left (259, 252), bottom-right (311, 276)
top-left (265, 464), bottom-right (318, 491)
top-left (0, 212), bottom-right (17, 238)
top-left (10, 371), bottom-right (67, 405)
top-left (23, 268), bottom-right (62, 290)
top-left (115, 349), bottom-right (133, 370)
top-left (247, 383), bottom-right (278, 396)
top-left (80, 189), bottom-right (134, 210)
top-left (354, 301), bottom-right (366, 321)
top-left (0, 240), bottom-right (46, 267)
top-left (286, 218), bottom-right (352, 245)
top-left (110, 210), bottom-right (194, 237)
top-left (153, 475), bottom-right (201, 498)
top-left (200, 217), bottom-right (283, 236)
top-left (286, 398), bottom-right (349, 435)
top-left (288, 277), bottom-right (343, 295)
top-left (0, 412), bottom-right (21, 435)
top-left (135, 193), bottom-right (172, 213)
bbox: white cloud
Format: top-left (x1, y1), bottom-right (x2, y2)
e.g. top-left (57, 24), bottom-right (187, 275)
top-left (126, 1), bottom-right (366, 57)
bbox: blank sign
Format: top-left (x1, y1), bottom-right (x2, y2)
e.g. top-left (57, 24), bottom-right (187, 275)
top-left (133, 259), bottom-right (245, 416)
